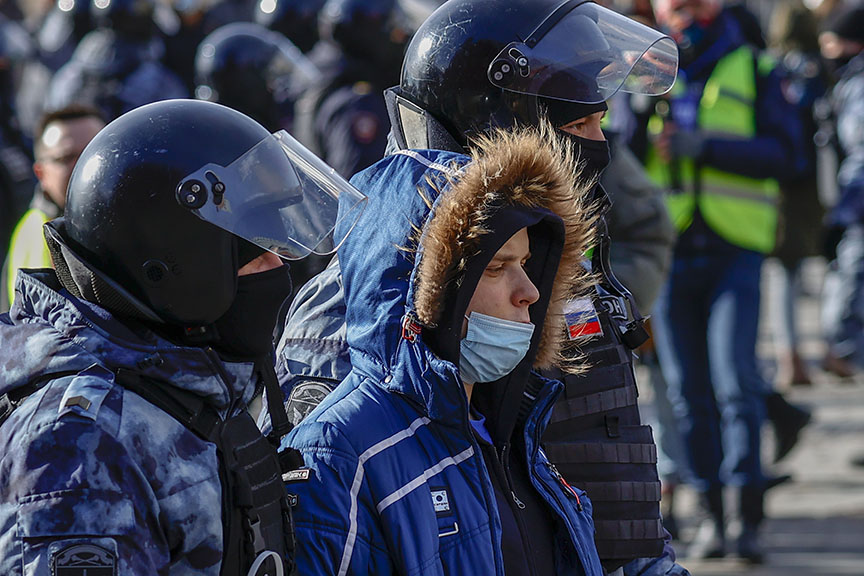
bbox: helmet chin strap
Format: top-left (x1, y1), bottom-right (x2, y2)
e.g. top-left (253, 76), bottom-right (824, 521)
top-left (255, 356), bottom-right (297, 447)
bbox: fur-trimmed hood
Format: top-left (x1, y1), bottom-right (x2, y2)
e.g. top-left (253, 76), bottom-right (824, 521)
top-left (334, 123), bottom-right (596, 431)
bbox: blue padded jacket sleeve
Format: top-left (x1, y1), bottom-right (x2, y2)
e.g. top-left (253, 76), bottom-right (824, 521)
top-left (284, 420), bottom-right (394, 575)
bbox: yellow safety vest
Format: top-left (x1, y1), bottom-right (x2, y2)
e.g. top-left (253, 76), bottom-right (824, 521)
top-left (7, 208), bottom-right (52, 304)
top-left (645, 46), bottom-right (780, 254)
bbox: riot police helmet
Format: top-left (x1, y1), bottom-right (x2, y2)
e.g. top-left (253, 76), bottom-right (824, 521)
top-left (255, 0), bottom-right (324, 53)
top-left (393, 0), bottom-right (678, 148)
top-left (195, 22), bottom-right (318, 129)
top-left (45, 99), bottom-right (366, 327)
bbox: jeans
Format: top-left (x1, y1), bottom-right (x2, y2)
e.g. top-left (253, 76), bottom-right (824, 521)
top-left (768, 258), bottom-right (804, 353)
top-left (641, 354), bottom-right (688, 484)
top-left (821, 224), bottom-right (864, 363)
top-left (652, 246), bottom-right (766, 490)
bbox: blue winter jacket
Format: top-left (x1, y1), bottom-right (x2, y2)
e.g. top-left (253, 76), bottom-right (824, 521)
top-left (282, 142), bottom-right (606, 575)
top-left (0, 270), bottom-right (258, 574)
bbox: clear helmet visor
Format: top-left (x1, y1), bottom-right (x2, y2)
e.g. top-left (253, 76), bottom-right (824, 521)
top-left (487, 1), bottom-right (678, 104)
top-left (176, 130), bottom-right (367, 260)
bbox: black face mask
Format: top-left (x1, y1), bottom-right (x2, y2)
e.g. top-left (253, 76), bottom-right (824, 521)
top-left (211, 264), bottom-right (293, 361)
top-left (561, 132), bottom-right (612, 182)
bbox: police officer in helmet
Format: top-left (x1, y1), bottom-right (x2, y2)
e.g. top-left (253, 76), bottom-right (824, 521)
top-left (0, 98), bottom-right (365, 574)
top-left (292, 0), bottom-right (416, 178)
top-left (254, 0), bottom-right (325, 54)
top-left (194, 21), bottom-right (320, 132)
top-left (277, 0), bottom-right (686, 574)
top-left (389, 1), bottom-right (684, 573)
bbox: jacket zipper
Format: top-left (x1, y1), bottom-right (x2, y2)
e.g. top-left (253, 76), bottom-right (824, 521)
top-left (547, 461), bottom-right (583, 511)
top-left (495, 442), bottom-right (538, 576)
top-left (525, 383), bottom-right (598, 576)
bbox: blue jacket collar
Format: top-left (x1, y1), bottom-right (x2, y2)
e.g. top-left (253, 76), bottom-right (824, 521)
top-left (338, 150), bottom-right (470, 423)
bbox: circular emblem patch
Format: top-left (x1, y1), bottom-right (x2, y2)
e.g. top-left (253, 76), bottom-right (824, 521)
top-left (286, 380), bottom-right (336, 424)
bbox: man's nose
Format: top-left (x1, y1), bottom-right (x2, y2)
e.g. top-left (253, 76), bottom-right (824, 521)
top-left (514, 270), bottom-right (540, 308)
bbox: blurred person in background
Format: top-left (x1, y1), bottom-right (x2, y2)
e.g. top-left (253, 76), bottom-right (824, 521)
top-left (1, 104), bottom-right (104, 310)
top-left (254, 0), bottom-right (324, 54)
top-left (0, 15), bottom-right (38, 268)
top-left (817, 4), bottom-right (864, 376)
top-left (194, 21), bottom-right (319, 133)
top-left (292, 0), bottom-right (414, 179)
top-left (15, 0), bottom-right (93, 136)
top-left (44, 0), bottom-right (187, 121)
top-left (767, 0), bottom-right (828, 388)
top-left (647, 0), bottom-right (809, 563)
top-left (159, 0), bottom-right (255, 94)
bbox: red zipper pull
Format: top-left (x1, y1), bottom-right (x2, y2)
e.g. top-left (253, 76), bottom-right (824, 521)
top-left (548, 462), bottom-right (583, 511)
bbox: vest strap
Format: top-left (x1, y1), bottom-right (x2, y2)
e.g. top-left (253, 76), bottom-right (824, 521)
top-left (576, 481), bottom-right (662, 503)
top-left (550, 385), bottom-right (638, 423)
top-left (544, 441), bottom-right (658, 464)
top-left (594, 519), bottom-right (665, 541)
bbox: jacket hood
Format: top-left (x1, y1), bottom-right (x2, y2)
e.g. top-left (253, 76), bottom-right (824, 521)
top-left (0, 270), bottom-right (255, 413)
top-left (335, 123), bottom-right (596, 436)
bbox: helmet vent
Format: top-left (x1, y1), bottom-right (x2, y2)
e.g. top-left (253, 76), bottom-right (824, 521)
top-left (143, 260), bottom-right (169, 283)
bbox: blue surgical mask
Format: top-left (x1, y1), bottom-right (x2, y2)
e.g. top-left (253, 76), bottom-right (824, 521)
top-left (459, 311), bottom-right (535, 384)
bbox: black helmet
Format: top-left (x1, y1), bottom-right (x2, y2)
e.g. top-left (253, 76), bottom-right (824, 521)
top-left (319, 0), bottom-right (414, 72)
top-left (391, 0), bottom-right (677, 148)
top-left (254, 0), bottom-right (324, 53)
top-left (195, 22), bottom-right (318, 129)
top-left (46, 99), bottom-right (365, 327)
top-left (90, 0), bottom-right (155, 40)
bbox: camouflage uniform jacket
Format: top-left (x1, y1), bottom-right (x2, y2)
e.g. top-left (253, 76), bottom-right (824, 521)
top-left (0, 270), bottom-right (258, 574)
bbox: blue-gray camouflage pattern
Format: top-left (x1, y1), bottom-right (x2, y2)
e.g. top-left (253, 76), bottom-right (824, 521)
top-left (0, 270), bottom-right (259, 574)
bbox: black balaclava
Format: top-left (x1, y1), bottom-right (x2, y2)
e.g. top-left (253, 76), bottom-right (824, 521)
top-left (211, 264), bottom-right (293, 361)
top-left (208, 238), bottom-right (293, 361)
top-left (540, 97), bottom-right (611, 181)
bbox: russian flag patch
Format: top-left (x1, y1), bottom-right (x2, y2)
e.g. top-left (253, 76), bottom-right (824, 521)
top-left (564, 297), bottom-right (603, 341)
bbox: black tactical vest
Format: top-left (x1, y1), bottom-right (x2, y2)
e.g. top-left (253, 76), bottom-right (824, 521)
top-left (541, 229), bottom-right (664, 573)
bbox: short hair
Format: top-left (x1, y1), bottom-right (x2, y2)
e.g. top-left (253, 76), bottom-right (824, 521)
top-left (34, 105), bottom-right (107, 159)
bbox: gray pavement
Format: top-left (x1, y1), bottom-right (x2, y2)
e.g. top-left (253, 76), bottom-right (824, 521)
top-left (646, 258), bottom-right (864, 575)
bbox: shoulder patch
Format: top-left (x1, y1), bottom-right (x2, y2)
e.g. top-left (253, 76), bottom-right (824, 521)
top-left (52, 543), bottom-right (117, 575)
top-left (285, 379), bottom-right (336, 425)
top-left (58, 364), bottom-right (115, 422)
top-left (564, 297), bottom-right (603, 342)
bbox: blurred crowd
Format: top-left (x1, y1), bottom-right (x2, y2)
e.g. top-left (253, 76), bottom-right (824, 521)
top-left (0, 0), bottom-right (862, 566)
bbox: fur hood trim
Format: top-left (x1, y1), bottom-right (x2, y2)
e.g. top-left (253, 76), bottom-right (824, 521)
top-left (413, 122), bottom-right (598, 369)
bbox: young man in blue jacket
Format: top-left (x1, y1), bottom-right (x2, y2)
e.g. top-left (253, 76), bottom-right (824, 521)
top-left (283, 123), bottom-right (607, 575)
top-left (275, 2), bottom-right (691, 573)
